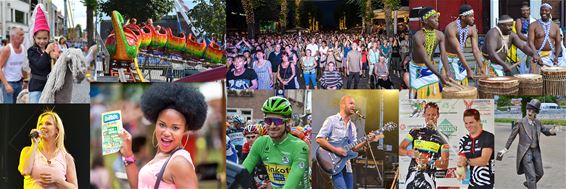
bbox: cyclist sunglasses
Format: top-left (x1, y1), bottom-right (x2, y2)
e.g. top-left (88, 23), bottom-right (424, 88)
top-left (264, 117), bottom-right (288, 125)
top-left (245, 135), bottom-right (258, 139)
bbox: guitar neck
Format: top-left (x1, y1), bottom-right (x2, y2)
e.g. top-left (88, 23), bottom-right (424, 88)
top-left (344, 128), bottom-right (384, 151)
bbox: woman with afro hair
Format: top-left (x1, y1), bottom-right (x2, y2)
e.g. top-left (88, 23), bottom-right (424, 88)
top-left (119, 83), bottom-right (208, 189)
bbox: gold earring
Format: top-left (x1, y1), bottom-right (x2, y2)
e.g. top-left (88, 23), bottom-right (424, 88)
top-left (152, 129), bottom-right (158, 148)
top-left (181, 133), bottom-right (189, 148)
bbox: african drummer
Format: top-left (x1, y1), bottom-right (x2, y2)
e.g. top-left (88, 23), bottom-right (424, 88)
top-left (528, 3), bottom-right (562, 72)
top-left (409, 7), bottom-right (451, 99)
top-left (481, 15), bottom-right (539, 77)
top-left (443, 4), bottom-right (485, 86)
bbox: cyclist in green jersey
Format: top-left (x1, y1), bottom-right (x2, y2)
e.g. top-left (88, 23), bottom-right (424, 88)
top-left (243, 96), bottom-right (310, 189)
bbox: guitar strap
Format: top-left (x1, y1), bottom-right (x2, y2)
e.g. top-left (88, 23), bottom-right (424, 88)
top-left (347, 122), bottom-right (353, 144)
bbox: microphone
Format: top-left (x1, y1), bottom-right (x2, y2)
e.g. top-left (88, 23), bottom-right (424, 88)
top-left (29, 130), bottom-right (41, 138)
top-left (354, 109), bottom-right (366, 119)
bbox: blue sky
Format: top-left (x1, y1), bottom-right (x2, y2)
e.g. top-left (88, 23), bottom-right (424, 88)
top-left (53, 0), bottom-right (199, 28)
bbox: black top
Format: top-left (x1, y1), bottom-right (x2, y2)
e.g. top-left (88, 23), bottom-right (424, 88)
top-left (458, 130), bottom-right (495, 189)
top-left (392, 45), bottom-right (400, 57)
top-left (268, 52), bottom-right (282, 72)
top-left (226, 69), bottom-right (258, 90)
top-left (27, 45), bottom-right (51, 92)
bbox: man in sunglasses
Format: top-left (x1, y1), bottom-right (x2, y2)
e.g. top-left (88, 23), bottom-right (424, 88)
top-left (316, 96), bottom-right (383, 189)
top-left (242, 96), bottom-right (309, 189)
top-left (399, 102), bottom-right (449, 189)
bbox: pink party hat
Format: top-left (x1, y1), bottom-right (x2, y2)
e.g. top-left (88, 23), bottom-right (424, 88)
top-left (33, 5), bottom-right (50, 34)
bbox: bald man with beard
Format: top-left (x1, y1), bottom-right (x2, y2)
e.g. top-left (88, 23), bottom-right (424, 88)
top-left (528, 3), bottom-right (562, 72)
top-left (481, 15), bottom-right (539, 77)
top-left (316, 96), bottom-right (383, 189)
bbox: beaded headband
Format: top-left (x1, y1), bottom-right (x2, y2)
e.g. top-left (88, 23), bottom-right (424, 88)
top-left (460, 10), bottom-right (474, 16)
top-left (541, 3), bottom-right (552, 9)
top-left (498, 18), bottom-right (514, 24)
top-left (422, 9), bottom-right (439, 20)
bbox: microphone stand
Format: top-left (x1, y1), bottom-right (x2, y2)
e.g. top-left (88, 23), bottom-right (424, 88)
top-left (366, 140), bottom-right (383, 186)
top-left (356, 109), bottom-right (383, 188)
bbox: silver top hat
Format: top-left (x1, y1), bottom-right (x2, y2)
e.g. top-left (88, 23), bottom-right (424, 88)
top-left (527, 99), bottom-right (541, 113)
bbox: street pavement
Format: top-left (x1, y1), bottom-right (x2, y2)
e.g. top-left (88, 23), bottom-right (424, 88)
top-left (494, 123), bottom-right (566, 188)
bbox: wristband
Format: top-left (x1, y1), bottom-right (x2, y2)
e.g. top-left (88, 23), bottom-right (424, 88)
top-left (122, 154), bottom-right (135, 167)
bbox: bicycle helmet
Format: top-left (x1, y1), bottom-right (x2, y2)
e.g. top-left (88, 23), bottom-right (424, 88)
top-left (256, 124), bottom-right (267, 135)
top-left (230, 114), bottom-right (245, 124)
top-left (261, 96), bottom-right (293, 117)
top-left (243, 124), bottom-right (259, 135)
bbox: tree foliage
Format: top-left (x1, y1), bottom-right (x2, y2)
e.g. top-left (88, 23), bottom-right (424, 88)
top-left (279, 0), bottom-right (288, 32)
top-left (346, 0), bottom-right (400, 34)
top-left (98, 0), bottom-right (174, 22)
top-left (187, 0), bottom-right (226, 36)
top-left (81, 0), bottom-right (97, 45)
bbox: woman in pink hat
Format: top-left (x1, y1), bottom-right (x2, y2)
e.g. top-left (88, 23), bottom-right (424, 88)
top-left (27, 4), bottom-right (60, 103)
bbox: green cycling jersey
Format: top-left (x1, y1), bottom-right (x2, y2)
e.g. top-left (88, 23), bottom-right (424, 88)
top-left (243, 134), bottom-right (309, 189)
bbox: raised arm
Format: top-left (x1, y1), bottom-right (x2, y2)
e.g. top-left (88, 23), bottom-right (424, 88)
top-left (119, 130), bottom-right (139, 189)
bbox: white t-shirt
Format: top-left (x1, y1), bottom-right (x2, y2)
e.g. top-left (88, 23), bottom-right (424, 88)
top-left (306, 43), bottom-right (319, 57)
top-left (319, 46), bottom-right (329, 60)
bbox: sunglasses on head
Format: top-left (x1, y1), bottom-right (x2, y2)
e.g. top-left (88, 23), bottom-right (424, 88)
top-left (264, 117), bottom-right (288, 125)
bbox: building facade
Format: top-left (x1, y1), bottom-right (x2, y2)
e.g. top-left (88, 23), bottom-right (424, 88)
top-left (409, 0), bottom-right (488, 34)
top-left (0, 0), bottom-right (30, 40)
top-left (227, 90), bottom-right (309, 122)
top-left (499, 0), bottom-right (565, 27)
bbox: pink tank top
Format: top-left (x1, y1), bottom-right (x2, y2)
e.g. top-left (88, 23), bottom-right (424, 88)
top-left (138, 149), bottom-right (194, 189)
top-left (24, 149), bottom-right (67, 189)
